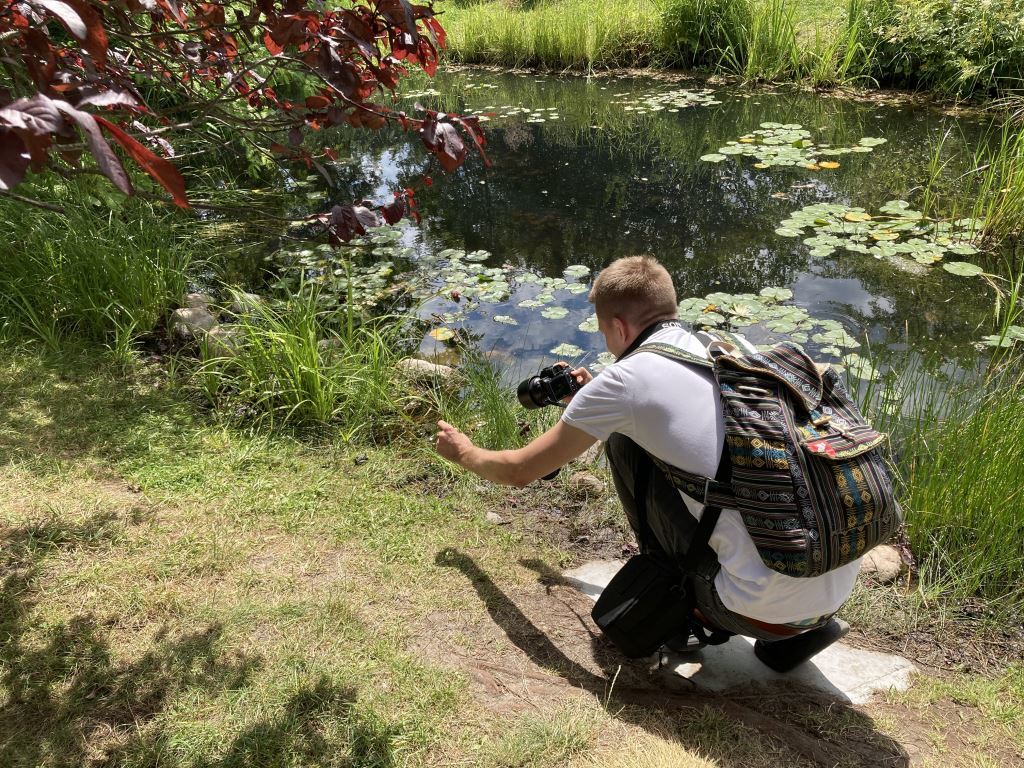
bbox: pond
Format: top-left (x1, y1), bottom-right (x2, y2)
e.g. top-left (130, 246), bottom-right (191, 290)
top-left (241, 68), bottom-right (1016, 384)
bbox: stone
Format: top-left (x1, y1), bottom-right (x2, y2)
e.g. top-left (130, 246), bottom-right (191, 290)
top-left (203, 325), bottom-right (242, 357)
top-left (563, 558), bottom-right (917, 705)
top-left (485, 511), bottom-right (507, 525)
top-left (170, 306), bottom-right (217, 340)
top-left (230, 292), bottom-right (264, 316)
top-left (577, 442), bottom-right (604, 465)
top-left (569, 471), bottom-right (606, 498)
top-left (183, 292), bottom-right (214, 309)
top-left (397, 358), bottom-right (457, 384)
top-left (860, 544), bottom-right (904, 584)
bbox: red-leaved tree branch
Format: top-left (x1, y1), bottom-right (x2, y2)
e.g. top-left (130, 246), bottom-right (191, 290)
top-left (0, 0), bottom-right (489, 241)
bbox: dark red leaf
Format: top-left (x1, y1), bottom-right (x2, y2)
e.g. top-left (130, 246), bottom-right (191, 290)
top-left (328, 203), bottom-right (383, 243)
top-left (381, 194), bottom-right (405, 224)
top-left (63, 0), bottom-right (108, 61)
top-left (262, 30), bottom-right (283, 55)
top-left (54, 102), bottom-right (133, 196)
top-left (27, 0), bottom-right (87, 40)
top-left (304, 94), bottom-right (330, 109)
top-left (0, 95), bottom-right (63, 135)
top-left (288, 126), bottom-right (303, 146)
top-left (0, 131), bottom-right (31, 191)
top-left (96, 116), bottom-right (190, 207)
top-left (21, 28), bottom-right (56, 88)
top-left (419, 114), bottom-right (467, 173)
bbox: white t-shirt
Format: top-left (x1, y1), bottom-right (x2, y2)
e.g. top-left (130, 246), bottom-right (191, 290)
top-left (562, 325), bottom-right (860, 623)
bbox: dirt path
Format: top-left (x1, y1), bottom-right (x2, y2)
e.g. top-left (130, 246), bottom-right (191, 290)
top-left (415, 548), bottom-right (919, 767)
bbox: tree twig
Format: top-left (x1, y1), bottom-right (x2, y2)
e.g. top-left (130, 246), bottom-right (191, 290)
top-left (0, 191), bottom-right (65, 213)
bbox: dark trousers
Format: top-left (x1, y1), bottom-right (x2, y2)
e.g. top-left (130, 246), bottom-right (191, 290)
top-left (605, 432), bottom-right (805, 641)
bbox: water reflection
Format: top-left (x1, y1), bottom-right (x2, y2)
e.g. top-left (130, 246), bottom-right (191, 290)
top-left (256, 68), bottom-right (1008, 376)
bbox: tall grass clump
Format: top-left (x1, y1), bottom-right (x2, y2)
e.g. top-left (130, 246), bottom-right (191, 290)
top-left (970, 118), bottom-right (1024, 242)
top-left (197, 288), bottom-right (409, 436)
top-left (442, 0), bottom-right (663, 70)
top-left (429, 349), bottom-right (556, 452)
top-left (857, 0), bottom-right (1024, 97)
top-left (916, 115), bottom-right (1024, 242)
top-left (713, 0), bottom-right (874, 85)
top-left (658, 0), bottom-right (752, 68)
top-left (858, 343), bottom-right (1024, 610)
top-left (0, 180), bottom-right (195, 350)
top-left (899, 366), bottom-right (1024, 607)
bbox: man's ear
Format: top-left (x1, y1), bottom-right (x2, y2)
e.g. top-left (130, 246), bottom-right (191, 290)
top-left (612, 315), bottom-right (630, 344)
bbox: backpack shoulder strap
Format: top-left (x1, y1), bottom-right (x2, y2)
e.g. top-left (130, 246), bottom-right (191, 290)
top-left (626, 341), bottom-right (713, 370)
top-left (623, 338), bottom-right (737, 509)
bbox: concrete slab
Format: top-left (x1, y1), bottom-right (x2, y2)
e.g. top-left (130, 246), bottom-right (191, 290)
top-left (564, 559), bottom-right (916, 705)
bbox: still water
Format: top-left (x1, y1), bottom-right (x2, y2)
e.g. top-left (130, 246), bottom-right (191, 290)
top-left (255, 68), bottom-right (1011, 381)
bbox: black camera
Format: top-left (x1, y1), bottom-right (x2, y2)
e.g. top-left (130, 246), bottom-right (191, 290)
top-left (517, 363), bottom-right (580, 409)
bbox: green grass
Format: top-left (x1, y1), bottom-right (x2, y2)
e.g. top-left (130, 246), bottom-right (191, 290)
top-left (0, 334), bottom-right (1021, 766)
top-left (0, 178), bottom-right (197, 356)
top-left (441, 0), bottom-right (1022, 97)
top-left (899, 367), bottom-right (1024, 605)
top-left (194, 287), bottom-right (411, 437)
top-left (442, 0), bottom-right (665, 70)
top-left (441, 0), bottom-right (874, 86)
top-left (857, 347), bottom-right (1024, 609)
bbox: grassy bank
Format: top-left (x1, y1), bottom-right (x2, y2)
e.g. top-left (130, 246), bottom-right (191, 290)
top-left (440, 0), bottom-right (1024, 97)
top-left (2, 345), bottom-right (1022, 766)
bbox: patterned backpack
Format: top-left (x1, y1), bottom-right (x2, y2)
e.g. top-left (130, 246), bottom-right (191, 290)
top-left (632, 333), bottom-right (903, 578)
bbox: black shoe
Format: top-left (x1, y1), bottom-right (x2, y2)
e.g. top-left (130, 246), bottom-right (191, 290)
top-left (662, 629), bottom-right (705, 654)
top-left (753, 617), bottom-right (850, 673)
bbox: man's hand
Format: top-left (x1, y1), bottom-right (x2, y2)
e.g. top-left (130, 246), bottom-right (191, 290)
top-left (561, 366), bottom-right (594, 405)
top-left (436, 420), bottom-right (475, 467)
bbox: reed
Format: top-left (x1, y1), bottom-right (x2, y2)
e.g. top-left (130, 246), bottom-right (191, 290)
top-left (857, 347), bottom-right (1024, 609)
top-left (0, 180), bottom-right (195, 351)
top-left (197, 287), bottom-right (408, 436)
top-left (442, 0), bottom-right (663, 71)
top-left (970, 118), bottom-right (1024, 243)
top-left (442, 0), bottom-right (875, 87)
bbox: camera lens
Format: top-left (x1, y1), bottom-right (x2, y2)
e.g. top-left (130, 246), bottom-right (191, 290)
top-left (517, 376), bottom-right (544, 409)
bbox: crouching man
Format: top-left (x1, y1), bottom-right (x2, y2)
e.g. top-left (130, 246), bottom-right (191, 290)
top-left (436, 256), bottom-right (856, 669)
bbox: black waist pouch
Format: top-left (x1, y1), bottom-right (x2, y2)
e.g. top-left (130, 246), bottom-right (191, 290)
top-left (591, 553), bottom-right (693, 658)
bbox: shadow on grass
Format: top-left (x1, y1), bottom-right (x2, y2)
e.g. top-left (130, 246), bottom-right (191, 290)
top-left (0, 345), bottom-right (197, 473)
top-left (0, 513), bottom-right (402, 768)
top-left (437, 548), bottom-right (910, 768)
top-left (191, 677), bottom-right (400, 768)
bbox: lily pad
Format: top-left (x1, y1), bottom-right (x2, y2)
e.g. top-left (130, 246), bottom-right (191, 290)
top-left (942, 261), bottom-right (984, 277)
top-left (842, 353), bottom-right (880, 381)
top-left (578, 315), bottom-right (600, 333)
top-left (759, 286), bottom-right (794, 302)
top-left (701, 126), bottom-right (888, 170)
top-left (493, 315), bottom-right (518, 325)
top-left (540, 306), bottom-right (569, 320)
top-left (428, 327), bottom-right (456, 342)
top-left (550, 343), bottom-right (584, 357)
top-left (765, 319), bottom-right (798, 333)
top-left (980, 334), bottom-right (1014, 348)
top-left (564, 264), bottom-right (591, 278)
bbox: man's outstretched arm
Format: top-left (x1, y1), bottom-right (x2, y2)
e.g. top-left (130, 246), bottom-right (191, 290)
top-left (436, 419), bottom-right (597, 488)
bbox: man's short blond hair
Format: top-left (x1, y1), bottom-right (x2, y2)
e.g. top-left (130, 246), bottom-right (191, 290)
top-left (589, 256), bottom-right (678, 327)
